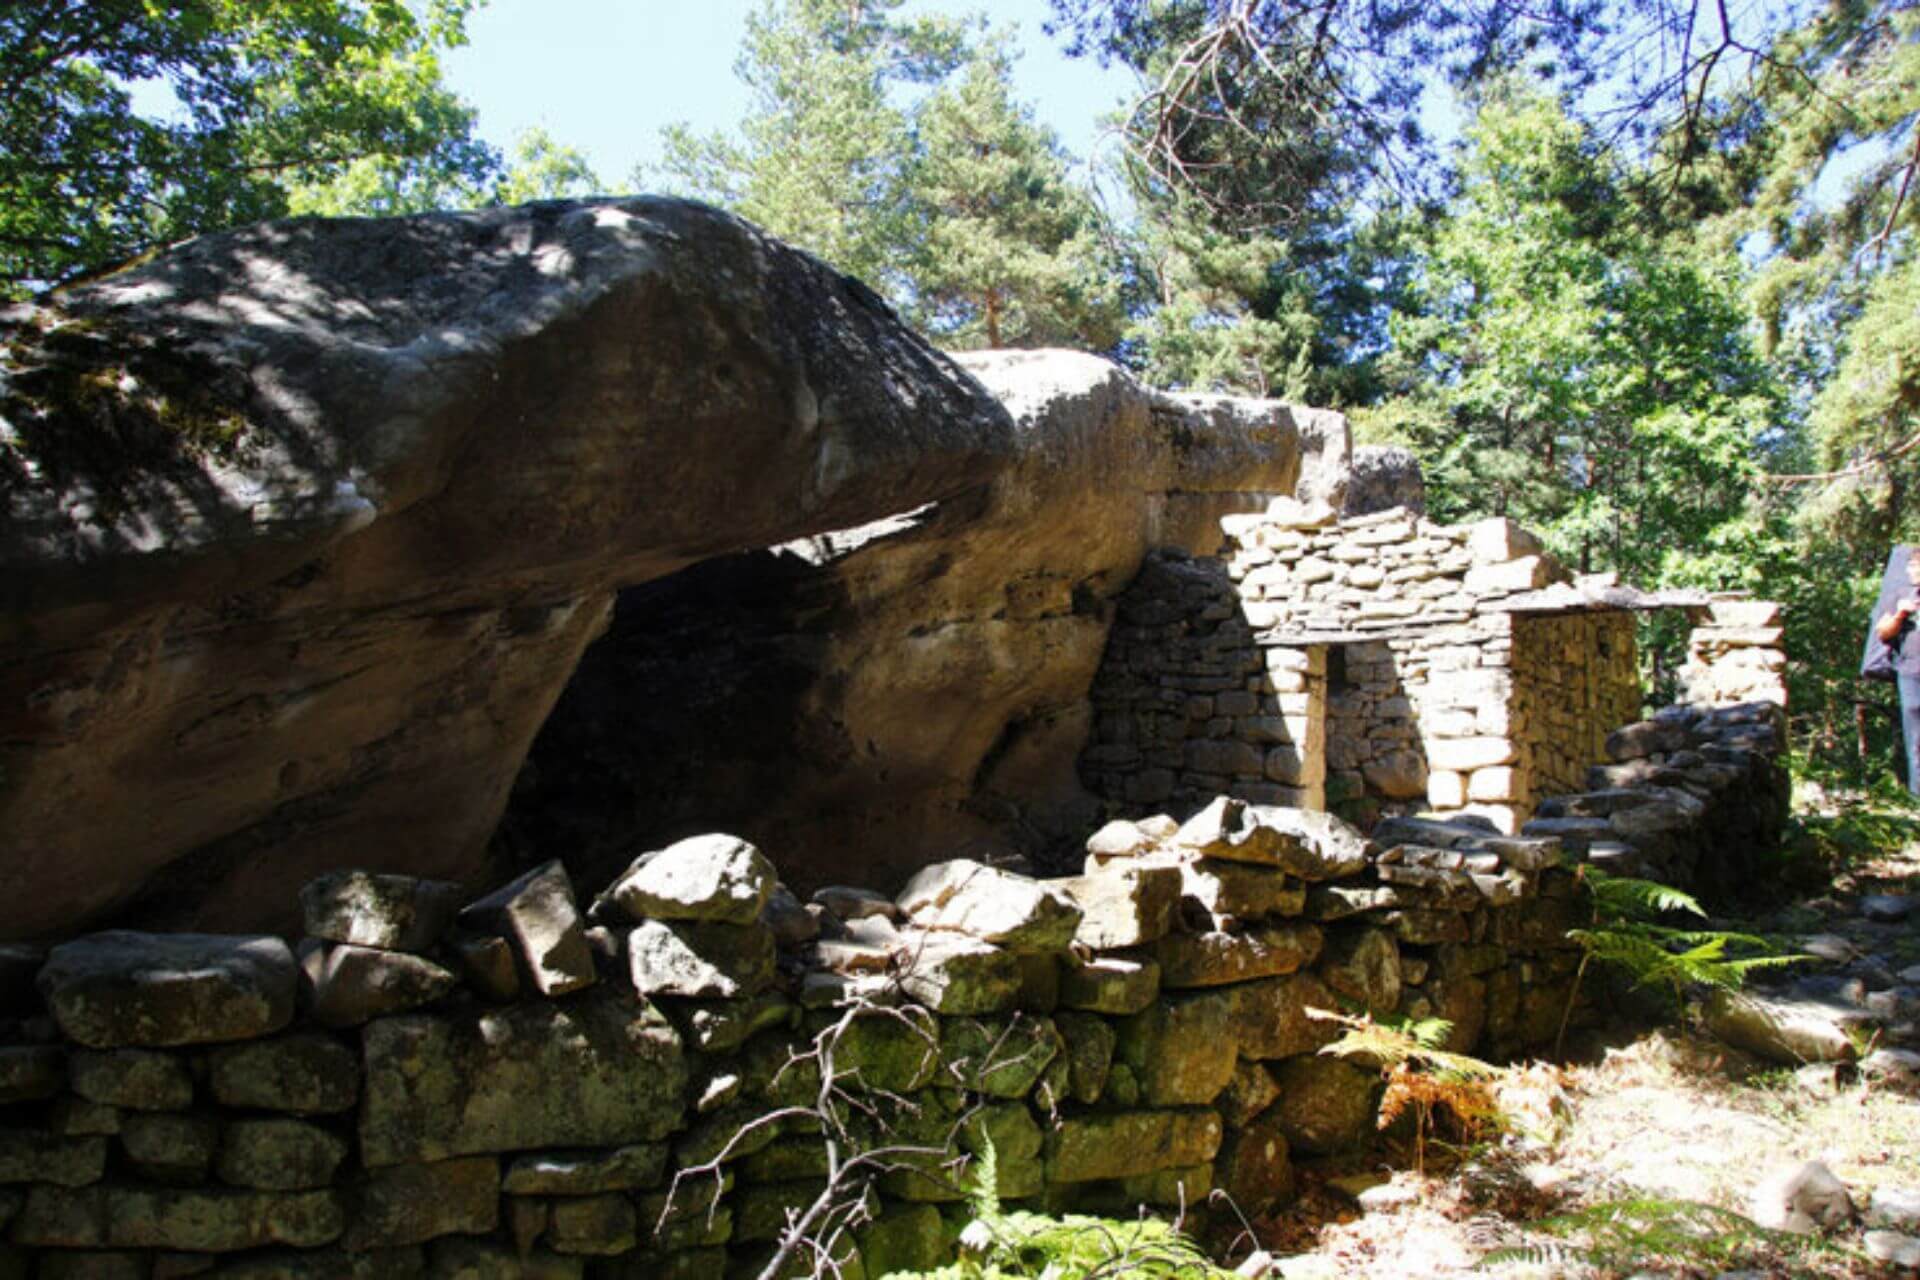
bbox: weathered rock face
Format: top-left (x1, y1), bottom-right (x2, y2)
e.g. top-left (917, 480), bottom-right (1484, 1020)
top-left (0, 197), bottom-right (1015, 938)
top-left (505, 350), bottom-right (1348, 896)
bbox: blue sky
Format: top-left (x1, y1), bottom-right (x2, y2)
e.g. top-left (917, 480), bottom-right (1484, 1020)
top-left (441, 0), bottom-right (1143, 189)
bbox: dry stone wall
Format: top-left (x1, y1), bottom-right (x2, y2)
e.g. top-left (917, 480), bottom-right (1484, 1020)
top-left (1680, 599), bottom-right (1790, 709)
top-left (0, 795), bottom-right (1653, 1279)
top-left (1086, 501), bottom-right (1781, 838)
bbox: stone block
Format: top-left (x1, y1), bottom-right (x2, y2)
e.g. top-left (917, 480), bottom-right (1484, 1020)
top-left (299, 941), bottom-right (458, 1029)
top-left (1458, 803), bottom-right (1519, 835)
top-left (1463, 517), bottom-right (1542, 564)
top-left (603, 834), bottom-right (775, 926)
top-left (739, 1137), bottom-right (830, 1184)
top-left (1058, 956), bottom-right (1160, 1014)
top-left (1426, 736), bottom-right (1517, 772)
top-left (1262, 745), bottom-right (1309, 784)
top-left (1184, 739), bottom-right (1265, 776)
top-left (1316, 927), bottom-right (1402, 1015)
top-left (857, 1204), bottom-right (948, 1278)
top-left (50, 1099), bottom-right (119, 1138)
top-left (760, 886), bottom-right (818, 947)
top-left (1229, 974), bottom-right (1340, 1060)
top-left (1426, 769), bottom-right (1465, 808)
top-left (1467, 767), bottom-right (1519, 802)
top-left (451, 935), bottom-right (519, 1003)
top-left (1217, 1058), bottom-right (1281, 1128)
top-left (1175, 798), bottom-right (1369, 880)
top-left (1084, 820), bottom-right (1162, 861)
top-left (1116, 990), bottom-right (1238, 1105)
top-left (503, 1142), bottom-right (668, 1195)
top-left (120, 1111), bottom-right (218, 1184)
top-left (346, 1156), bottom-right (499, 1250)
top-left (1387, 909), bottom-right (1471, 944)
top-left (1268, 1057), bottom-right (1381, 1155)
top-left (1180, 859), bottom-right (1304, 920)
top-left (0, 1131), bottom-right (107, 1186)
top-left (300, 871), bottom-right (462, 953)
top-left (427, 1239), bottom-right (584, 1279)
top-left (825, 1007), bottom-right (941, 1093)
top-left (71, 1049), bottom-right (191, 1111)
top-left (0, 1045), bottom-right (61, 1105)
top-left (677, 1102), bottom-right (789, 1176)
top-left (217, 1118), bottom-right (350, 1191)
top-left (896, 861), bottom-right (1081, 952)
top-left (39, 933), bottom-right (296, 1049)
top-left (627, 921), bottom-right (774, 1000)
top-left (1167, 859), bottom-right (1305, 921)
top-left (809, 886), bottom-right (901, 923)
top-left (1704, 991), bottom-right (1861, 1065)
top-left (359, 988), bottom-right (686, 1167)
top-left (1707, 599), bottom-right (1782, 627)
top-left (457, 861), bottom-right (596, 998)
top-left (1043, 1109), bottom-right (1222, 1183)
top-left (208, 1032), bottom-right (359, 1115)
top-left (1153, 924), bottom-right (1322, 988)
top-left (659, 993), bottom-right (795, 1055)
top-left (1053, 1011), bottom-right (1115, 1104)
top-left (1604, 719), bottom-right (1689, 762)
top-left (894, 936), bottom-right (1023, 1014)
top-left (1059, 864), bottom-right (1180, 949)
top-left (546, 1193), bottom-right (638, 1255)
top-left (1363, 749), bottom-right (1427, 800)
top-left (938, 1016), bottom-right (1061, 1098)
top-left (13, 1185), bottom-right (344, 1251)
top-left (1214, 1111), bottom-right (1294, 1216)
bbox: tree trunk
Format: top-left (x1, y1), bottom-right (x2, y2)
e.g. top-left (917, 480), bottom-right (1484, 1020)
top-left (985, 288), bottom-right (1002, 349)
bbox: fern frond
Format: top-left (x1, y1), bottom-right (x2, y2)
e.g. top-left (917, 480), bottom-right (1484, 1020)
top-left (1586, 870), bottom-right (1706, 920)
top-left (969, 1131), bottom-right (1002, 1223)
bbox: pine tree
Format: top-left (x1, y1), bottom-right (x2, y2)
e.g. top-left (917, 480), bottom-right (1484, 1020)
top-left (906, 38), bottom-right (1124, 350)
top-left (648, 0), bottom-right (966, 299)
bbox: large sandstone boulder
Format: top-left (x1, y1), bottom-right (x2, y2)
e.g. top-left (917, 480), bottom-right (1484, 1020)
top-left (507, 349), bottom-right (1348, 895)
top-left (0, 197), bottom-right (1014, 937)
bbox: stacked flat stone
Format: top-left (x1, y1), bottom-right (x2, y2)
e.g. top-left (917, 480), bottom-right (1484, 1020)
top-left (1679, 599), bottom-right (1789, 709)
top-left (1527, 700), bottom-right (1790, 897)
top-left (1085, 501), bottom-right (1764, 836)
top-left (0, 751), bottom-right (1788, 1279)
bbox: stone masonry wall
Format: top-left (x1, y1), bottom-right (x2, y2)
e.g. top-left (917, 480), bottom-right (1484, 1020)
top-left (1511, 612), bottom-right (1643, 804)
top-left (1681, 599), bottom-right (1790, 708)
top-left (1086, 501), bottom-right (1780, 837)
top-left (0, 704), bottom-right (1788, 1280)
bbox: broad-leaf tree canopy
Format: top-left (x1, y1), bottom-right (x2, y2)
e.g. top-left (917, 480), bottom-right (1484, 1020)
top-left (0, 0), bottom-right (499, 296)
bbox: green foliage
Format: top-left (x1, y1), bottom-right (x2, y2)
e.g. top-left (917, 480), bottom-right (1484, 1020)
top-left (652, 1), bottom-right (1122, 351)
top-left (650, 0), bottom-right (961, 296)
top-left (1124, 196), bottom-right (1309, 395)
top-left (1486, 1196), bottom-right (1853, 1274)
top-left (907, 37), bottom-right (1125, 350)
top-left (488, 127), bottom-right (606, 206)
top-left (890, 1134), bottom-right (1232, 1279)
top-left (1317, 1010), bottom-right (1501, 1084)
top-left (1570, 871), bottom-right (1803, 1017)
top-left (1367, 86), bottom-right (1779, 589)
top-left (0, 0), bottom-right (497, 293)
top-left (920, 1210), bottom-right (1229, 1275)
top-left (1316, 1009), bottom-right (1506, 1172)
top-left (1784, 761), bottom-right (1920, 869)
